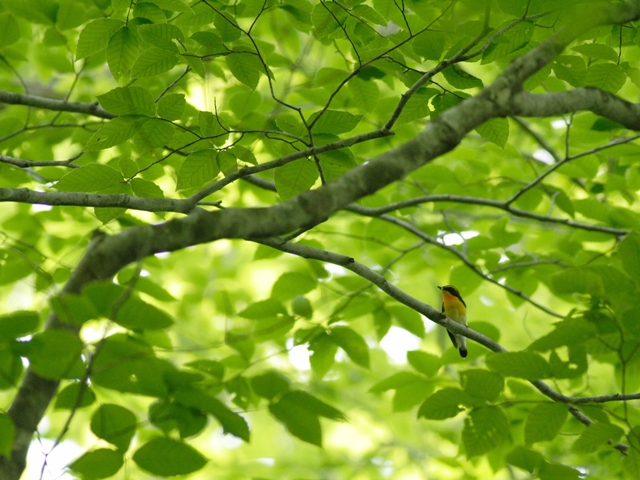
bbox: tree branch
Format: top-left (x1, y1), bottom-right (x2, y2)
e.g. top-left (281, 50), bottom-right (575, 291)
top-left (0, 189), bottom-right (193, 213)
top-left (512, 88), bottom-right (640, 130)
top-left (0, 91), bottom-right (115, 119)
top-left (348, 195), bottom-right (629, 236)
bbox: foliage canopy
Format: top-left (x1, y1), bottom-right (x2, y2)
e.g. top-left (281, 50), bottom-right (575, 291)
top-left (2, 0), bottom-right (640, 479)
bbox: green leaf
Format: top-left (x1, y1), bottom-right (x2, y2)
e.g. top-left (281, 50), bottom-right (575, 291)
top-left (216, 151), bottom-right (237, 176)
top-left (251, 371), bottom-right (290, 400)
top-left (528, 318), bottom-right (596, 351)
top-left (269, 393), bottom-right (322, 446)
top-left (288, 390), bottom-right (346, 420)
top-left (275, 159), bottom-right (319, 200)
top-left (392, 378), bottom-right (434, 412)
top-left (524, 63), bottom-right (552, 91)
top-left (76, 19), bottom-right (124, 59)
top-left (407, 350), bottom-right (441, 377)
top-left (26, 330), bottom-right (83, 380)
top-left (55, 383), bottom-right (96, 409)
top-left (460, 369), bottom-right (504, 402)
top-left (238, 298), bottom-right (287, 320)
top-left (370, 371), bottom-right (425, 393)
top-left (50, 292), bottom-right (99, 326)
top-left (149, 402), bottom-right (207, 438)
top-left (348, 77), bottom-right (380, 112)
top-left (387, 305), bottom-right (425, 338)
top-left (133, 437), bottom-right (207, 476)
top-left (572, 421), bottom-right (624, 453)
top-left (352, 4), bottom-right (386, 26)
top-left (442, 65), bottom-right (483, 89)
top-left (97, 86), bottom-right (155, 116)
top-left (55, 163), bottom-right (124, 193)
top-left (585, 63), bottom-right (626, 93)
top-left (133, 2), bottom-right (166, 23)
top-left (0, 414), bottom-right (15, 457)
top-left (185, 359), bottom-right (224, 379)
top-left (396, 88), bottom-right (438, 124)
top-left (176, 150), bottom-right (220, 190)
top-left (226, 51), bottom-right (262, 89)
top-left (157, 93), bottom-right (186, 120)
top-left (0, 350), bottom-right (22, 389)
top-left (185, 55), bottom-right (206, 78)
top-left (431, 91), bottom-right (468, 116)
top-left (271, 272), bottom-right (317, 301)
top-left (310, 110), bottom-right (362, 134)
top-left (89, 334), bottom-right (160, 395)
top-left (462, 406), bottom-right (509, 457)
top-left (214, 12), bottom-right (241, 42)
top-left (0, 13), bottom-right (21, 47)
top-left (174, 387), bottom-right (250, 441)
top-left (131, 47), bottom-right (179, 77)
top-left (84, 116), bottom-right (149, 151)
top-left (475, 117), bottom-right (509, 148)
top-left (481, 21), bottom-right (534, 64)
top-left (618, 232), bottom-right (640, 285)
top-left (571, 43), bottom-right (618, 62)
top-left (485, 352), bottom-right (551, 380)
top-left (148, 0), bottom-right (192, 13)
top-left (553, 55), bottom-right (587, 87)
top-left (506, 446), bottom-right (543, 473)
top-left (0, 310), bottom-right (39, 341)
top-left (624, 451), bottom-right (640, 478)
top-left (114, 297), bottom-right (174, 330)
top-left (309, 333), bottom-right (337, 378)
top-left (82, 281), bottom-right (126, 317)
top-left (138, 23), bottom-right (184, 50)
top-left (91, 404), bottom-right (137, 451)
top-left (70, 449), bottom-right (124, 479)
top-left (107, 26), bottom-right (139, 80)
top-left (135, 118), bottom-right (174, 151)
top-left (131, 178), bottom-right (164, 198)
top-left (329, 325), bottom-right (370, 369)
top-left (292, 295), bottom-right (313, 318)
top-left (198, 110), bottom-right (227, 138)
top-left (268, 390), bottom-right (344, 446)
top-left (539, 462), bottom-right (581, 480)
top-left (311, 1), bottom-right (346, 38)
top-left (551, 268), bottom-right (604, 296)
top-left (413, 30), bottom-right (445, 60)
top-left (525, 403), bottom-right (568, 444)
top-left (191, 31), bottom-right (225, 52)
top-left (418, 388), bottom-right (466, 420)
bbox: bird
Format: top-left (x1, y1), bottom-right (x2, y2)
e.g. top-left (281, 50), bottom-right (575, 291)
top-left (438, 285), bottom-right (468, 358)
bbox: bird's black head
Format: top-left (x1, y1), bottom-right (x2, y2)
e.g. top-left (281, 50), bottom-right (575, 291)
top-left (438, 285), bottom-right (465, 305)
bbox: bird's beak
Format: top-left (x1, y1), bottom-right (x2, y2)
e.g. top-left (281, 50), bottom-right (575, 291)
top-left (437, 286), bottom-right (443, 290)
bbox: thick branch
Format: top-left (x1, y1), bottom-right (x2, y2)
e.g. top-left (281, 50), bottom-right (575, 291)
top-left (512, 88), bottom-right (640, 130)
top-left (0, 91), bottom-right (115, 119)
top-left (0, 188), bottom-right (193, 213)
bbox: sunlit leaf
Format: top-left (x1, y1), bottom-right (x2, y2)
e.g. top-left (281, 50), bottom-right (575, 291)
top-left (76, 18), bottom-right (124, 59)
top-left (133, 438), bottom-right (207, 476)
top-left (70, 449), bottom-right (124, 479)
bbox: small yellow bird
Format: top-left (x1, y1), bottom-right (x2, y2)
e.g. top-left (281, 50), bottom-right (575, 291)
top-left (438, 285), bottom-right (468, 358)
